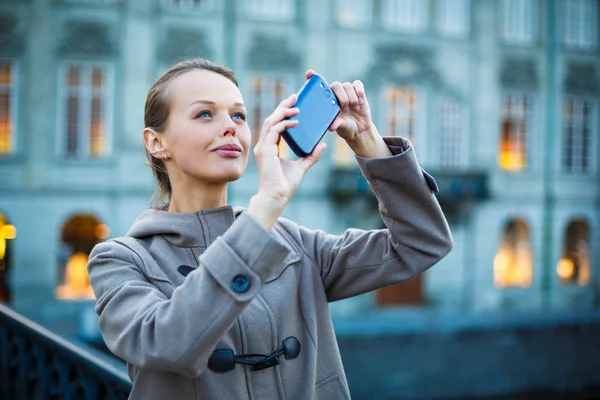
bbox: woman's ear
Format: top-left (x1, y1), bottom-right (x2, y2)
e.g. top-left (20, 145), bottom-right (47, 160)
top-left (143, 128), bottom-right (170, 160)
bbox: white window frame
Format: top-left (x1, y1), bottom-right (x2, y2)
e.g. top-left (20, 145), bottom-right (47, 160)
top-left (498, 92), bottom-right (537, 172)
top-left (381, 0), bottom-right (429, 32)
top-left (56, 62), bottom-right (114, 160)
top-left (0, 59), bottom-right (18, 157)
top-left (501, 0), bottom-right (539, 46)
top-left (436, 0), bottom-right (470, 38)
top-left (244, 0), bottom-right (296, 22)
top-left (562, 96), bottom-right (596, 175)
top-left (562, 0), bottom-right (597, 51)
top-left (246, 74), bottom-right (295, 159)
top-left (337, 0), bottom-right (373, 28)
top-left (436, 97), bottom-right (466, 169)
top-left (161, 0), bottom-right (215, 13)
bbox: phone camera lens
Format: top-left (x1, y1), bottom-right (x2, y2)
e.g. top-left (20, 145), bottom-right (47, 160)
top-left (324, 89), bottom-right (332, 98)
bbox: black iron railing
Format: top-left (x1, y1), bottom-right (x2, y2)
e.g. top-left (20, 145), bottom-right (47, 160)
top-left (0, 303), bottom-right (131, 400)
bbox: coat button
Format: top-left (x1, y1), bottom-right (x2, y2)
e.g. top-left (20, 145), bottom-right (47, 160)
top-left (231, 274), bottom-right (250, 293)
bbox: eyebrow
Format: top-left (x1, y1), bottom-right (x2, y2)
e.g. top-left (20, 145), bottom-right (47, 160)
top-left (189, 100), bottom-right (246, 108)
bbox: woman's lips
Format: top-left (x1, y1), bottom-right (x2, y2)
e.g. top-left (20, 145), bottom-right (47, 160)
top-left (213, 143), bottom-right (242, 158)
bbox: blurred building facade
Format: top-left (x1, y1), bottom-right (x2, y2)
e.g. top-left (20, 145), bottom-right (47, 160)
top-left (0, 0), bottom-right (598, 327)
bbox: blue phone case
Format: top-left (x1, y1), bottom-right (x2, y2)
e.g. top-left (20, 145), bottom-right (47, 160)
top-left (281, 74), bottom-right (340, 158)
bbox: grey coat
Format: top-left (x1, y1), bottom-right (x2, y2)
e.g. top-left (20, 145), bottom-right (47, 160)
top-left (87, 137), bottom-right (453, 399)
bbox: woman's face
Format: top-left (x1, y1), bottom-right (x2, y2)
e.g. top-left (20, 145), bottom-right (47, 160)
top-left (162, 69), bottom-right (251, 183)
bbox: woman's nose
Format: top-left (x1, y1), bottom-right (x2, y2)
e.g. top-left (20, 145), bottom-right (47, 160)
top-left (220, 121), bottom-right (237, 137)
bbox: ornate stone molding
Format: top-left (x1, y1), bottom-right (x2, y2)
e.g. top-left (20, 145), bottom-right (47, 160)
top-left (246, 34), bottom-right (299, 71)
top-left (564, 62), bottom-right (598, 94)
top-left (500, 57), bottom-right (538, 90)
top-left (158, 28), bottom-right (212, 64)
top-left (57, 20), bottom-right (116, 57)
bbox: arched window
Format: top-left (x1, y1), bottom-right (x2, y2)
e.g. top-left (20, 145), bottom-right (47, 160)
top-left (557, 219), bottom-right (590, 286)
top-left (56, 214), bottom-right (110, 300)
top-left (494, 219), bottom-right (533, 288)
top-left (0, 211), bottom-right (16, 303)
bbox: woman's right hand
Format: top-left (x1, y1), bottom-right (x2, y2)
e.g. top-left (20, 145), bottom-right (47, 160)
top-left (247, 94), bottom-right (327, 229)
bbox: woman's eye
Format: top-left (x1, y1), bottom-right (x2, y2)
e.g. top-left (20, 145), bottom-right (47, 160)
top-left (232, 112), bottom-right (246, 121)
top-left (196, 111), bottom-right (211, 118)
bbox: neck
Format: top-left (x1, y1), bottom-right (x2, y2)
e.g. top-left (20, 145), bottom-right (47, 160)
top-left (168, 177), bottom-right (228, 213)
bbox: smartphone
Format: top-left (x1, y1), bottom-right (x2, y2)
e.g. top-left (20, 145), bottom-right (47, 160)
top-left (281, 74), bottom-right (340, 158)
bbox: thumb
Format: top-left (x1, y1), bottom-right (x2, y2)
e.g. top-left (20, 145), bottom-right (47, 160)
top-left (298, 142), bottom-right (327, 172)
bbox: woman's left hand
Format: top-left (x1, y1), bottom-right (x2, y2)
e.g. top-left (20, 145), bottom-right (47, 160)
top-left (305, 70), bottom-right (374, 144)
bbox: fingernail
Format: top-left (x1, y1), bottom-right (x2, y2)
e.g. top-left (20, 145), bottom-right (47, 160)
top-left (352, 105), bottom-right (360, 112)
top-left (343, 106), bottom-right (350, 113)
top-left (358, 97), bottom-right (364, 104)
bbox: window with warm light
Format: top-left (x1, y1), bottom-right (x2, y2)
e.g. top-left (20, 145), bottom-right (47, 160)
top-left (382, 86), bottom-right (419, 144)
top-left (437, 97), bottom-right (464, 169)
top-left (563, 97), bottom-right (594, 174)
top-left (557, 219), bottom-right (590, 286)
top-left (60, 63), bottom-right (112, 159)
top-left (436, 0), bottom-right (470, 37)
top-left (501, 0), bottom-right (539, 45)
top-left (0, 60), bottom-right (15, 156)
top-left (494, 219), bottom-right (533, 288)
top-left (0, 212), bottom-right (16, 303)
top-left (498, 93), bottom-right (534, 172)
top-left (56, 215), bottom-right (110, 300)
top-left (245, 0), bottom-right (295, 21)
top-left (249, 76), bottom-right (292, 159)
top-left (333, 135), bottom-right (355, 167)
top-left (381, 0), bottom-right (429, 32)
top-left (563, 0), bottom-right (597, 50)
top-left (337, 0), bottom-right (372, 28)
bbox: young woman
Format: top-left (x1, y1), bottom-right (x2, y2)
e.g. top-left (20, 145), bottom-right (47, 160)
top-left (88, 58), bottom-right (452, 399)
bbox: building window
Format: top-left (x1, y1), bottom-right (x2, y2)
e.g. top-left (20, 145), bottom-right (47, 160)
top-left (383, 86), bottom-right (419, 144)
top-left (245, 0), bottom-right (295, 21)
top-left (498, 93), bottom-right (534, 172)
top-left (563, 97), bottom-right (594, 174)
top-left (381, 0), bottom-right (429, 32)
top-left (501, 0), bottom-right (538, 45)
top-left (437, 97), bottom-right (464, 168)
top-left (60, 63), bottom-right (112, 159)
top-left (333, 136), bottom-right (355, 166)
top-left (436, 0), bottom-right (470, 37)
top-left (0, 212), bottom-right (16, 303)
top-left (337, 0), bottom-right (372, 28)
top-left (0, 61), bottom-right (16, 156)
top-left (249, 76), bottom-right (292, 158)
top-left (494, 219), bottom-right (533, 288)
top-left (56, 214), bottom-right (110, 300)
top-left (557, 219), bottom-right (590, 286)
top-left (563, 0), bottom-right (597, 50)
top-left (162, 0), bottom-right (214, 11)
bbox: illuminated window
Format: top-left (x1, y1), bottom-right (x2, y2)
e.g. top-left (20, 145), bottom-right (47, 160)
top-left (494, 219), bottom-right (533, 288)
top-left (383, 86), bottom-right (419, 143)
top-left (60, 63), bottom-right (112, 159)
top-left (249, 76), bottom-right (292, 159)
top-left (437, 97), bottom-right (464, 168)
top-left (563, 97), bottom-right (594, 174)
top-left (163, 0), bottom-right (214, 11)
top-left (501, 0), bottom-right (538, 45)
top-left (0, 60), bottom-right (15, 156)
top-left (245, 0), bottom-right (295, 21)
top-left (557, 219), bottom-right (590, 286)
top-left (337, 0), bottom-right (372, 28)
top-left (436, 0), bottom-right (470, 37)
top-left (498, 93), bottom-right (534, 172)
top-left (333, 135), bottom-right (355, 167)
top-left (0, 212), bottom-right (16, 303)
top-left (381, 0), bottom-right (429, 32)
top-left (56, 215), bottom-right (111, 300)
top-left (563, 0), bottom-right (597, 50)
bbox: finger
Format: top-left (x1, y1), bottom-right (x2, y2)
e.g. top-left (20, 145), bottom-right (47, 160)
top-left (331, 81), bottom-right (349, 113)
top-left (305, 70), bottom-right (315, 80)
top-left (352, 80), bottom-right (366, 105)
top-left (262, 107), bottom-right (299, 133)
top-left (342, 82), bottom-right (359, 112)
top-left (265, 119), bottom-right (298, 146)
top-left (298, 142), bottom-right (327, 171)
top-left (328, 116), bottom-right (345, 132)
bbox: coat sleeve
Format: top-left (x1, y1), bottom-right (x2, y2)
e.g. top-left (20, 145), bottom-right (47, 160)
top-left (87, 212), bottom-right (290, 379)
top-left (288, 136), bottom-right (453, 302)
